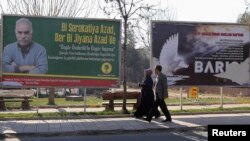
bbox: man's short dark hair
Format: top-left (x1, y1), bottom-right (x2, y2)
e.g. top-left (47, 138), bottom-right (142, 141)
top-left (155, 65), bottom-right (162, 72)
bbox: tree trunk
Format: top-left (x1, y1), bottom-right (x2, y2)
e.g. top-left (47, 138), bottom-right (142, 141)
top-left (48, 88), bottom-right (55, 105)
top-left (122, 15), bottom-right (129, 114)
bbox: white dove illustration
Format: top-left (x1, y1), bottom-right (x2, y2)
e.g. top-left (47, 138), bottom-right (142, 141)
top-left (159, 33), bottom-right (188, 75)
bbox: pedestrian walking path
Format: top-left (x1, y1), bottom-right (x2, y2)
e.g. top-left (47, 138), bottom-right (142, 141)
top-left (1, 113), bottom-right (250, 137)
top-left (0, 103), bottom-right (249, 114)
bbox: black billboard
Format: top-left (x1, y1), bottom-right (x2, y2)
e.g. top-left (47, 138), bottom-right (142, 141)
top-left (151, 21), bottom-right (250, 86)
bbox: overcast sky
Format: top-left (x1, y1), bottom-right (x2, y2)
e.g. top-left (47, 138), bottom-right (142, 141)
top-left (0, 0), bottom-right (247, 23)
top-left (163, 0), bottom-right (247, 23)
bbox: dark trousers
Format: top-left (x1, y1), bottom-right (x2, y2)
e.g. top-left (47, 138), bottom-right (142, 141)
top-left (148, 99), bottom-right (171, 120)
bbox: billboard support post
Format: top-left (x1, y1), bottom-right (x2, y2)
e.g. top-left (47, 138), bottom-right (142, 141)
top-left (220, 87), bottom-right (224, 109)
top-left (36, 88), bottom-right (39, 114)
top-left (180, 87), bottom-right (183, 110)
top-left (84, 88), bottom-right (87, 114)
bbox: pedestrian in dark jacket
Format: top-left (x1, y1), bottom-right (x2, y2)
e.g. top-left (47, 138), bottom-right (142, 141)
top-left (146, 65), bottom-right (172, 122)
top-left (134, 69), bottom-right (160, 118)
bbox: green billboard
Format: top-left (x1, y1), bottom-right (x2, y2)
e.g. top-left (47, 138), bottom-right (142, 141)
top-left (1, 15), bottom-right (121, 87)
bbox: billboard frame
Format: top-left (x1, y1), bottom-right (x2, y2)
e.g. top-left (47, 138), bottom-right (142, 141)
top-left (1, 14), bottom-right (122, 88)
top-left (151, 20), bottom-right (250, 87)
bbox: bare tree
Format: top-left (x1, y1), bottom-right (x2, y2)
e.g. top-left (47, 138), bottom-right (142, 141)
top-left (133, 5), bottom-right (175, 50)
top-left (237, 9), bottom-right (250, 24)
top-left (100, 0), bottom-right (169, 114)
top-left (237, 0), bottom-right (250, 24)
top-left (0, 0), bottom-right (98, 17)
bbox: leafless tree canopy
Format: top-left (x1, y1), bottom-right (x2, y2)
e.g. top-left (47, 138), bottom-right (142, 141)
top-left (0, 0), bottom-right (97, 17)
top-left (99, 0), bottom-right (174, 113)
top-left (100, 0), bottom-right (174, 49)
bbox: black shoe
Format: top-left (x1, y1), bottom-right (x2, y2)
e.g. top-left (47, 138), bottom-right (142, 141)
top-left (161, 119), bottom-right (172, 122)
top-left (145, 117), bottom-right (152, 123)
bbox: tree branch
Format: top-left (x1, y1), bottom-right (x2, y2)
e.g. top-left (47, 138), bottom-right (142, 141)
top-left (0, 0), bottom-right (95, 17)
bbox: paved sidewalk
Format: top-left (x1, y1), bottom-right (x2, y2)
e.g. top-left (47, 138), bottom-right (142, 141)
top-left (0, 103), bottom-right (249, 114)
top-left (1, 113), bottom-right (250, 138)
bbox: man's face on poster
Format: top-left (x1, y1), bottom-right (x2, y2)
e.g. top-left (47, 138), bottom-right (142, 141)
top-left (15, 23), bottom-right (33, 48)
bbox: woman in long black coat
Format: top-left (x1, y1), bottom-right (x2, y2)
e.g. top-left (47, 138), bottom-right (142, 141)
top-left (134, 69), bottom-right (160, 118)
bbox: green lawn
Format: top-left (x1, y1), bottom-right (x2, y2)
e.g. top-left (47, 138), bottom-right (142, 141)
top-left (166, 97), bottom-right (250, 105)
top-left (1, 106), bottom-right (250, 120)
top-left (30, 96), bottom-right (102, 107)
top-left (5, 96), bottom-right (101, 108)
top-left (1, 96), bottom-right (250, 120)
top-left (4, 96), bottom-right (250, 109)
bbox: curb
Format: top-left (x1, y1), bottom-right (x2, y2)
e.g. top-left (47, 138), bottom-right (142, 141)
top-left (0, 126), bottom-right (207, 139)
top-left (1, 110), bottom-right (250, 121)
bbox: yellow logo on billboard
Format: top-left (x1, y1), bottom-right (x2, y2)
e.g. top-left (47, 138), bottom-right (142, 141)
top-left (101, 62), bottom-right (112, 74)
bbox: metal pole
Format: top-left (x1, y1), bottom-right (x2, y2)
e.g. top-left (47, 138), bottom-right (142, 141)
top-left (180, 87), bottom-right (183, 110)
top-left (220, 87), bottom-right (223, 109)
top-left (36, 88), bottom-right (39, 114)
top-left (84, 88), bottom-right (87, 113)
